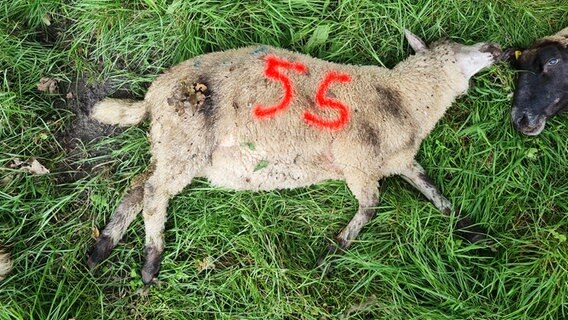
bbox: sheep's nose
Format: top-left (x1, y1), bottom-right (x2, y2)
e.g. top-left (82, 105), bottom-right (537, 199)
top-left (514, 112), bottom-right (537, 130)
top-left (513, 111), bottom-right (546, 136)
top-left (480, 43), bottom-right (502, 60)
top-left (517, 113), bottom-right (530, 129)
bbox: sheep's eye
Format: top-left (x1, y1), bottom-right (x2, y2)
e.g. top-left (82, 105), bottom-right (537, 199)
top-left (546, 58), bottom-right (559, 66)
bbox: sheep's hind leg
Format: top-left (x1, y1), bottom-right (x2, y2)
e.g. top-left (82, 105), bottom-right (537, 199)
top-left (317, 176), bottom-right (379, 268)
top-left (139, 164), bottom-right (200, 284)
top-left (400, 160), bottom-right (486, 243)
top-left (88, 173), bottom-right (148, 268)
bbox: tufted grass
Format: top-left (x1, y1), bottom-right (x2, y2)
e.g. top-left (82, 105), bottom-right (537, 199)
top-left (1, 1), bottom-right (567, 319)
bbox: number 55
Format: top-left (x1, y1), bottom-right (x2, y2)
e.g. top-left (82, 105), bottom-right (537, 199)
top-left (253, 55), bottom-right (352, 130)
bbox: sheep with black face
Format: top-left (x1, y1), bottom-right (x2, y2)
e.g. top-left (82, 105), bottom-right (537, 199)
top-left (88, 30), bottom-right (501, 284)
top-left (508, 27), bottom-right (568, 135)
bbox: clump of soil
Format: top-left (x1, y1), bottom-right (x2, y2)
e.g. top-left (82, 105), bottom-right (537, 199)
top-left (167, 80), bottom-right (210, 115)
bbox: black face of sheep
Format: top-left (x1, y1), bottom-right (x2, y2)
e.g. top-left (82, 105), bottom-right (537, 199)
top-left (507, 43), bottom-right (568, 135)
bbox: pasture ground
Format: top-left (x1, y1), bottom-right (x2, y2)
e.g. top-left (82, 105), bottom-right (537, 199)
top-left (1, 1), bottom-right (567, 319)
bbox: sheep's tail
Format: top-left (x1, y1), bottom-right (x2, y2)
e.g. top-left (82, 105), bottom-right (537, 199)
top-left (91, 98), bottom-right (148, 127)
top-left (0, 247), bottom-right (12, 281)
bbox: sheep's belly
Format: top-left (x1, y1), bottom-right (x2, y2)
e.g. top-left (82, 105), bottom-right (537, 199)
top-left (201, 146), bottom-right (342, 191)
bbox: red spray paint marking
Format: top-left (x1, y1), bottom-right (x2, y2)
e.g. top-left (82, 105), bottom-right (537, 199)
top-left (303, 71), bottom-right (352, 130)
top-left (253, 55), bottom-right (307, 119)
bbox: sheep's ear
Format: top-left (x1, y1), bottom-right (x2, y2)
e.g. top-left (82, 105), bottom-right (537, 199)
top-left (404, 29), bottom-right (428, 52)
top-left (501, 47), bottom-right (524, 68)
top-left (554, 26), bottom-right (568, 38)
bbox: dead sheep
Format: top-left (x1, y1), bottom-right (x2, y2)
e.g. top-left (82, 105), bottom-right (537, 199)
top-left (88, 30), bottom-right (501, 284)
top-left (506, 27), bottom-right (568, 135)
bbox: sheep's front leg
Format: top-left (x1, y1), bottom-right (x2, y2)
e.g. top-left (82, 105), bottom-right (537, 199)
top-left (317, 177), bottom-right (379, 266)
top-left (400, 160), bottom-right (486, 243)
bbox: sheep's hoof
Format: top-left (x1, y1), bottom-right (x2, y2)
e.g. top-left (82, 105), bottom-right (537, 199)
top-left (141, 246), bottom-right (161, 284)
top-left (141, 267), bottom-right (158, 285)
top-left (87, 235), bottom-right (114, 269)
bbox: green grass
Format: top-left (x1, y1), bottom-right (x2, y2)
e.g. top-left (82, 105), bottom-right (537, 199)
top-left (1, 0), bottom-right (568, 319)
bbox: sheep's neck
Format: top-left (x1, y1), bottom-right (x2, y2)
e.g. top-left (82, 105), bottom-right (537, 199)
top-left (387, 63), bottom-right (468, 139)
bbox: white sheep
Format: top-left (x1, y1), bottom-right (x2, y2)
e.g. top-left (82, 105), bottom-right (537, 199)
top-left (88, 30), bottom-right (501, 284)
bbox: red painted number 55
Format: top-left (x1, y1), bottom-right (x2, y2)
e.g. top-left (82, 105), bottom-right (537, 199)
top-left (253, 55), bottom-right (352, 130)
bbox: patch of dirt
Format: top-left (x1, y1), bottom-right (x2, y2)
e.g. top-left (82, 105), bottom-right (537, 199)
top-left (29, 15), bottom-right (147, 183)
top-left (34, 13), bottom-right (74, 50)
top-left (54, 77), bottom-right (137, 183)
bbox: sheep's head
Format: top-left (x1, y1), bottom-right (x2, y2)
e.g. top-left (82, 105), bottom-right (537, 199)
top-left (404, 30), bottom-right (501, 80)
top-left (504, 35), bottom-right (568, 136)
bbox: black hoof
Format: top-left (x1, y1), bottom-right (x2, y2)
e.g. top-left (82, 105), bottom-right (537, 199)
top-left (87, 235), bottom-right (114, 269)
top-left (141, 267), bottom-right (158, 285)
top-left (141, 246), bottom-right (161, 284)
